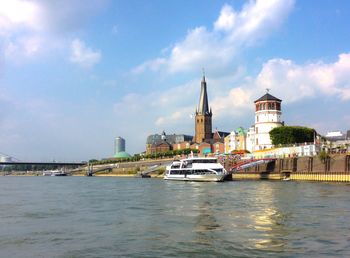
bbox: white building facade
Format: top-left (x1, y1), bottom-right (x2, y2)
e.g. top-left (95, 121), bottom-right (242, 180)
top-left (224, 131), bottom-right (238, 154)
top-left (246, 126), bottom-right (255, 153)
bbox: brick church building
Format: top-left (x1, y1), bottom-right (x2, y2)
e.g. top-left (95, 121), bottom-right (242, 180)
top-left (146, 74), bottom-right (229, 155)
top-left (192, 75), bottom-right (229, 154)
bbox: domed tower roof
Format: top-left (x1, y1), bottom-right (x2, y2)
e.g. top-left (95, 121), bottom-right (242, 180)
top-left (114, 151), bottom-right (131, 158)
top-left (254, 93), bottom-right (281, 103)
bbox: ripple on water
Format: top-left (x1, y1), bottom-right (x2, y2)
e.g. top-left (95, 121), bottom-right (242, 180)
top-left (1, 178), bottom-right (350, 257)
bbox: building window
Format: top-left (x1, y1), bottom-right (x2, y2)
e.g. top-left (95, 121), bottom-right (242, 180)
top-left (276, 103), bottom-right (281, 110)
top-left (256, 127), bottom-right (258, 133)
top-left (256, 138), bottom-right (258, 145)
top-left (256, 115), bottom-right (259, 122)
top-left (263, 103), bottom-right (266, 110)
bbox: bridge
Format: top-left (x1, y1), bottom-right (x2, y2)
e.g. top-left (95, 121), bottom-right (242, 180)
top-left (0, 161), bottom-right (86, 166)
top-left (0, 151), bottom-right (85, 167)
top-left (228, 158), bottom-right (276, 172)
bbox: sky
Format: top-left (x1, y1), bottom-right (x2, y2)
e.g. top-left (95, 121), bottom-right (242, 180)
top-left (0, 0), bottom-right (350, 161)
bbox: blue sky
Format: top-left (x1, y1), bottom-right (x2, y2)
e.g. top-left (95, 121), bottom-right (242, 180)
top-left (0, 0), bottom-right (350, 161)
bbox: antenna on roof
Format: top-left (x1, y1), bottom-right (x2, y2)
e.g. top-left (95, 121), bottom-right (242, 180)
top-left (202, 67), bottom-right (205, 78)
top-left (266, 88), bottom-right (270, 93)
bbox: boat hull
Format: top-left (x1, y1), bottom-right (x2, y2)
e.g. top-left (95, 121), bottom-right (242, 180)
top-left (51, 173), bottom-right (67, 176)
top-left (164, 174), bottom-right (225, 182)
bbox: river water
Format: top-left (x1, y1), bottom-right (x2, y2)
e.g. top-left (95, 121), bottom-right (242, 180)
top-left (1, 177), bottom-right (350, 257)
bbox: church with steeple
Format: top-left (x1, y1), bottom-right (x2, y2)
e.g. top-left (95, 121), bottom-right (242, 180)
top-left (194, 75), bottom-right (212, 143)
top-left (145, 73), bottom-right (229, 155)
top-left (192, 74), bottom-right (229, 153)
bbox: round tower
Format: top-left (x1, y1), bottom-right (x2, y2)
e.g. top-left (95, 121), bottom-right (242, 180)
top-left (254, 90), bottom-right (282, 150)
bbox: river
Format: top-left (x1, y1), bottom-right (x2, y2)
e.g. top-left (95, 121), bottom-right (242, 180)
top-left (1, 177), bottom-right (350, 257)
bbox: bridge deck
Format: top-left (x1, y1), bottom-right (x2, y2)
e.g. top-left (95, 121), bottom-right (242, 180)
top-left (0, 162), bottom-right (86, 166)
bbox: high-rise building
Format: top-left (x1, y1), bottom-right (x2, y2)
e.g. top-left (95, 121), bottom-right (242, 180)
top-left (194, 75), bottom-right (212, 143)
top-left (114, 136), bottom-right (131, 158)
top-left (115, 136), bottom-right (125, 153)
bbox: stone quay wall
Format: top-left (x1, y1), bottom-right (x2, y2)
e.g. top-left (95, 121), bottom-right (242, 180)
top-left (233, 154), bottom-right (350, 182)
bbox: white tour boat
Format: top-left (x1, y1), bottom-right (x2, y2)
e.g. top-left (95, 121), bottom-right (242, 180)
top-left (42, 170), bottom-right (67, 176)
top-left (164, 157), bottom-right (227, 182)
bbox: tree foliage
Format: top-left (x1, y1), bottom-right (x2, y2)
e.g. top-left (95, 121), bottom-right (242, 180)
top-left (89, 148), bottom-right (199, 165)
top-left (269, 126), bottom-right (315, 145)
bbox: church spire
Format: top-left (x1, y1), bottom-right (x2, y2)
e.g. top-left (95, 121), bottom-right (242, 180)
top-left (198, 73), bottom-right (210, 115)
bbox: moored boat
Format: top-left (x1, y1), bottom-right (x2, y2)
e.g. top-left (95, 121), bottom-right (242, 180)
top-left (42, 170), bottom-right (67, 176)
top-left (164, 157), bottom-right (227, 182)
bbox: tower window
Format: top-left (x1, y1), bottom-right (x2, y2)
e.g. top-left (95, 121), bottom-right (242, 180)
top-left (256, 116), bottom-right (259, 122)
top-left (276, 103), bottom-right (281, 110)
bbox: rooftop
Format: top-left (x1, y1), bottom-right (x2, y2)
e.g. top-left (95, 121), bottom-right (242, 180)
top-left (254, 93), bottom-right (282, 103)
top-left (114, 151), bottom-right (131, 159)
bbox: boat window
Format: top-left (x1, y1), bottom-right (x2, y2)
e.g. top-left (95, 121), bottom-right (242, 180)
top-left (182, 160), bottom-right (193, 168)
top-left (192, 159), bottom-right (217, 164)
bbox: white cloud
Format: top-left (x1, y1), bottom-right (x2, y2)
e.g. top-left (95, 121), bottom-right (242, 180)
top-left (155, 110), bottom-right (189, 126)
top-left (0, 0), bottom-right (43, 34)
top-left (134, 0), bottom-right (295, 74)
top-left (0, 0), bottom-right (107, 63)
top-left (123, 52), bottom-right (350, 145)
top-left (211, 87), bottom-right (253, 118)
top-left (4, 36), bottom-right (42, 59)
top-left (113, 73), bottom-right (248, 132)
top-left (255, 53), bottom-right (350, 103)
top-left (69, 39), bottom-right (101, 68)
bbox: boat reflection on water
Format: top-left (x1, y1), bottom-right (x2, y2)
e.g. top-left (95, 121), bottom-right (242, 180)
top-left (193, 199), bottom-right (221, 245)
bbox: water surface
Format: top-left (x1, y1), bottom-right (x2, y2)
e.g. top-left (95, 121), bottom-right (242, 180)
top-left (1, 177), bottom-right (350, 257)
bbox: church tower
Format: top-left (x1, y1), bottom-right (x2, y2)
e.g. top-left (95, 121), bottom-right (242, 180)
top-left (194, 75), bottom-right (212, 143)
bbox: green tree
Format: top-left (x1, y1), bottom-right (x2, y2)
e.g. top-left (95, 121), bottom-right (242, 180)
top-left (269, 126), bottom-right (315, 145)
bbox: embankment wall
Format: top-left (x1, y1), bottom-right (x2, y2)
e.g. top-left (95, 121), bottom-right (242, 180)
top-left (232, 154), bottom-right (350, 182)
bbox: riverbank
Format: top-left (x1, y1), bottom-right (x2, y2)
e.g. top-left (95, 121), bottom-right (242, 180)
top-left (232, 154), bottom-right (350, 182)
